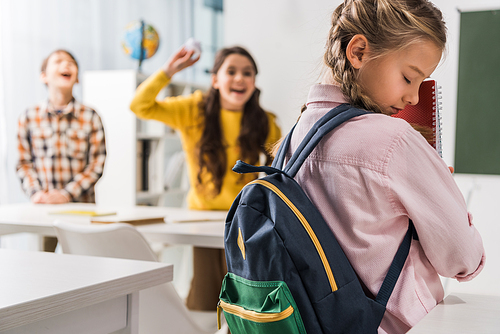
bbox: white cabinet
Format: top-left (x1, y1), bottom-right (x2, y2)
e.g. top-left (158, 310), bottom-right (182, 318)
top-left (82, 70), bottom-right (205, 207)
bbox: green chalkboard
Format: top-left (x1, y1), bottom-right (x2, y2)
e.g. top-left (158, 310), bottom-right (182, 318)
top-left (455, 10), bottom-right (500, 175)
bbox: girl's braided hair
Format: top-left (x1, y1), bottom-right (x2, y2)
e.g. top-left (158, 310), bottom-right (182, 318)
top-left (324, 0), bottom-right (446, 114)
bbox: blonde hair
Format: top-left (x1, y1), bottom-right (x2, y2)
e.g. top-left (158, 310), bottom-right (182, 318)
top-left (324, 0), bottom-right (446, 113)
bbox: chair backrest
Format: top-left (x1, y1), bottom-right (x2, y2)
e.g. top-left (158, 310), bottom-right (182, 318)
top-left (54, 220), bottom-right (158, 261)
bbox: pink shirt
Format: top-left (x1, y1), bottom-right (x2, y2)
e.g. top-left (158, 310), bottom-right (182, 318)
top-left (288, 84), bottom-right (485, 333)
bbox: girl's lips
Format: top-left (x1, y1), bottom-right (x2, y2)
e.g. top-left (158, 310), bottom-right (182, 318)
top-left (231, 88), bottom-right (246, 94)
top-left (391, 107), bottom-right (402, 115)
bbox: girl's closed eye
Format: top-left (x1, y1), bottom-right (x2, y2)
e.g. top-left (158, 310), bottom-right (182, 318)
top-left (404, 76), bottom-right (411, 84)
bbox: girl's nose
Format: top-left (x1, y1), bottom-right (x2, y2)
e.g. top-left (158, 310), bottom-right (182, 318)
top-left (405, 88), bottom-right (419, 106)
top-left (234, 73), bottom-right (244, 82)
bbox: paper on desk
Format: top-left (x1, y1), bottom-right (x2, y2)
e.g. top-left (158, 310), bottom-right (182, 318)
top-left (165, 211), bottom-right (226, 224)
top-left (49, 210), bottom-right (117, 217)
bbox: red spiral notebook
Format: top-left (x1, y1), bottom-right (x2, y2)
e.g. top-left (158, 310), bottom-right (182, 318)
top-left (391, 80), bottom-right (442, 157)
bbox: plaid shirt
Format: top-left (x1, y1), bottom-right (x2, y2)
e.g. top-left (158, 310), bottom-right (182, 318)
top-left (17, 100), bottom-right (106, 203)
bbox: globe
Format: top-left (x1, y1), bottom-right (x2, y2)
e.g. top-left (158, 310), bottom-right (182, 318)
top-left (122, 20), bottom-right (160, 61)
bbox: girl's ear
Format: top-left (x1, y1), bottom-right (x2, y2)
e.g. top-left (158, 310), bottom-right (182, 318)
top-left (346, 34), bottom-right (370, 69)
top-left (211, 73), bottom-right (219, 89)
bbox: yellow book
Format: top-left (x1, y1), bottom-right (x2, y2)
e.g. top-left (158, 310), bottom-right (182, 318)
top-left (49, 210), bottom-right (117, 217)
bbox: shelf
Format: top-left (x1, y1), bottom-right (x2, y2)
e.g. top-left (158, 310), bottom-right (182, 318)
top-left (136, 133), bottom-right (163, 140)
top-left (83, 69), bottom-right (198, 208)
top-left (136, 189), bottom-right (186, 201)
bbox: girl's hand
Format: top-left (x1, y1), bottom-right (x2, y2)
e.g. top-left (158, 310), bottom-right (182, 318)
top-left (161, 47), bottom-right (200, 79)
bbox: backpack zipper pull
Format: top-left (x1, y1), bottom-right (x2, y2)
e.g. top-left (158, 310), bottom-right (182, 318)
top-left (217, 300), bottom-right (222, 330)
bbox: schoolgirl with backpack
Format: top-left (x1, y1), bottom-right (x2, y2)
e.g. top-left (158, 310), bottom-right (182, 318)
top-left (220, 0), bottom-right (485, 333)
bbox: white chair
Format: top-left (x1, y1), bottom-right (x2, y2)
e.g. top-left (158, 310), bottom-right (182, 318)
top-left (53, 220), bottom-right (226, 334)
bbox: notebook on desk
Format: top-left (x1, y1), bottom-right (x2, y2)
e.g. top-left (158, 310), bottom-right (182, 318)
top-left (391, 79), bottom-right (442, 157)
top-left (91, 214), bottom-right (166, 225)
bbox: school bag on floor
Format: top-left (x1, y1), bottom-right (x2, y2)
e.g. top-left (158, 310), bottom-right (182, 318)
top-left (218, 104), bottom-right (414, 333)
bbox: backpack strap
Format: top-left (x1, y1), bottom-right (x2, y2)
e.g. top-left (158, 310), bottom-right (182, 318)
top-left (271, 123), bottom-right (295, 170)
top-left (271, 103), bottom-right (352, 169)
top-left (234, 104), bottom-right (365, 175)
top-left (283, 104), bottom-right (367, 177)
top-left (375, 220), bottom-right (415, 306)
top-left (232, 160), bottom-right (285, 175)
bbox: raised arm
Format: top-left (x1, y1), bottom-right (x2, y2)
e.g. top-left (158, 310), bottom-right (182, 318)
top-left (162, 46), bottom-right (200, 79)
top-left (129, 47), bottom-right (201, 125)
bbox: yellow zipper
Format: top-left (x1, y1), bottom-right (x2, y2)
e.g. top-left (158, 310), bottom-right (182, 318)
top-left (249, 179), bottom-right (338, 292)
top-left (218, 300), bottom-right (294, 325)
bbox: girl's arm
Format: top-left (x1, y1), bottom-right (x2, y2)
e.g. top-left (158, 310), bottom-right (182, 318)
top-left (389, 127), bottom-right (485, 280)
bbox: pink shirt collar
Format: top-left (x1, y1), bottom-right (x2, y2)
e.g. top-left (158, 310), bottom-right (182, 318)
top-left (306, 84), bottom-right (348, 107)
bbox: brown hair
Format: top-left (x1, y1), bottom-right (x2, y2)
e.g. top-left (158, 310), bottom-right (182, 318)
top-left (41, 49), bottom-right (79, 73)
top-left (197, 46), bottom-right (271, 196)
top-left (324, 0), bottom-right (447, 114)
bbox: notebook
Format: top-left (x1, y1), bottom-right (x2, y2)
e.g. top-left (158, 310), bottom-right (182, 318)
top-left (391, 79), bottom-right (442, 157)
top-left (91, 213), bottom-right (166, 225)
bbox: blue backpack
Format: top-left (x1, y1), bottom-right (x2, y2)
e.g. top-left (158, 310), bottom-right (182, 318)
top-left (218, 104), bottom-right (414, 333)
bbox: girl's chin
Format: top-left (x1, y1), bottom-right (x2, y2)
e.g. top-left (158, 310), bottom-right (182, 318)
top-left (229, 95), bottom-right (251, 104)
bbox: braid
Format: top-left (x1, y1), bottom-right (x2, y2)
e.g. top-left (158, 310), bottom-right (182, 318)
top-left (325, 0), bottom-right (386, 113)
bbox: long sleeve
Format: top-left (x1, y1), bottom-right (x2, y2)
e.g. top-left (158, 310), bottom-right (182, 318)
top-left (16, 112), bottom-right (42, 198)
top-left (63, 111), bottom-right (107, 200)
top-left (129, 69), bottom-right (204, 129)
top-left (388, 126), bottom-right (485, 280)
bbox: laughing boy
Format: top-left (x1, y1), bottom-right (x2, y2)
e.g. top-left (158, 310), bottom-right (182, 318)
top-left (16, 50), bottom-right (106, 251)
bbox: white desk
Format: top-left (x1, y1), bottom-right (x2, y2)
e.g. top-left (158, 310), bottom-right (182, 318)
top-left (0, 203), bottom-right (226, 249)
top-left (408, 293), bottom-right (500, 333)
top-left (138, 221), bottom-right (225, 248)
top-left (0, 248), bottom-right (173, 334)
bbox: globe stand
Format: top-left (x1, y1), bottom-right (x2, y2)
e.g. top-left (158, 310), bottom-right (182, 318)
top-left (138, 19), bottom-right (145, 73)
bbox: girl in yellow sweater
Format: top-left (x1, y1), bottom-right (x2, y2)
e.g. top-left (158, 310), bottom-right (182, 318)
top-left (130, 46), bottom-right (281, 311)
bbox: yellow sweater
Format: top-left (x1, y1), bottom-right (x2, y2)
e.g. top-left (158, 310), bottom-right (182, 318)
top-left (130, 70), bottom-right (282, 210)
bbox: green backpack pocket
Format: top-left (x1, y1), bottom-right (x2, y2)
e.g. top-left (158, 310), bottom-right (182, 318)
top-left (218, 273), bottom-right (306, 334)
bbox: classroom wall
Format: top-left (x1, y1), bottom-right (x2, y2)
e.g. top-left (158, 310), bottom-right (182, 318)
top-left (224, 0), bottom-right (500, 295)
